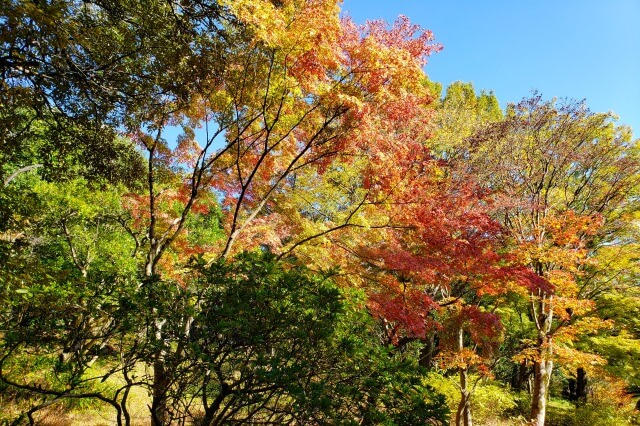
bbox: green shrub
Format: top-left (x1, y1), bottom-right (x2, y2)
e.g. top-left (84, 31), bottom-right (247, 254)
top-left (425, 372), bottom-right (518, 424)
top-left (543, 398), bottom-right (634, 426)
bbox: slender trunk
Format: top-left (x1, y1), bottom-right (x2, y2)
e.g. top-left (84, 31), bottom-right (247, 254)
top-left (146, 245), bottom-right (168, 425)
top-left (576, 367), bottom-right (587, 401)
top-left (151, 294), bottom-right (170, 426)
top-left (152, 359), bottom-right (169, 426)
top-left (529, 289), bottom-right (555, 426)
top-left (146, 139), bottom-right (168, 426)
top-left (530, 316), bottom-right (553, 426)
top-left (455, 327), bottom-right (473, 426)
top-left (511, 361), bottom-right (530, 391)
top-left (419, 334), bottom-right (437, 369)
top-left (530, 358), bottom-right (553, 425)
top-left (149, 278), bottom-right (170, 426)
top-left (455, 368), bottom-right (473, 426)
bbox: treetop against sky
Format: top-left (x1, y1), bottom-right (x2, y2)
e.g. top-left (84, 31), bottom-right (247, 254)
top-left (342, 0), bottom-right (640, 135)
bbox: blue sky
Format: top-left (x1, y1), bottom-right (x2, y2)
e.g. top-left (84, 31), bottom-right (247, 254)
top-left (341, 0), bottom-right (640, 135)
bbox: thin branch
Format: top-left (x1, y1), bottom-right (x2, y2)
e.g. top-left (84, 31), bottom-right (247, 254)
top-left (3, 164), bottom-right (43, 186)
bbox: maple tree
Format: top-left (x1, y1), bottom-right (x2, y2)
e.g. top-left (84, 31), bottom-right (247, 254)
top-left (128, 5), bottom-right (443, 423)
top-left (345, 83), bottom-right (517, 426)
top-left (3, 0), bottom-right (447, 424)
top-left (360, 169), bottom-right (513, 426)
top-left (339, 147), bottom-right (473, 426)
top-left (349, 86), bottom-right (639, 426)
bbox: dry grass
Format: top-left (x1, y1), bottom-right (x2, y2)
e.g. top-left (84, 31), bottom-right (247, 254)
top-left (30, 384), bottom-right (151, 426)
top-left (1, 362), bottom-right (153, 425)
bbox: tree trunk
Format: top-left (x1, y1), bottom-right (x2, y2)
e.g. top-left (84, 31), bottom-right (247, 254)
top-left (530, 357), bottom-right (553, 426)
top-left (567, 378), bottom-right (576, 401)
top-left (419, 334), bottom-right (437, 369)
top-left (455, 327), bottom-right (473, 426)
top-left (511, 361), bottom-right (530, 391)
top-left (529, 290), bottom-right (555, 426)
top-left (146, 250), bottom-right (169, 426)
top-left (152, 360), bottom-right (169, 426)
top-left (576, 367), bottom-right (587, 401)
top-left (455, 368), bottom-right (473, 426)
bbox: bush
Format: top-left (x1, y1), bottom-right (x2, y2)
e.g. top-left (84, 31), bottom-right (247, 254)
top-left (177, 252), bottom-right (451, 425)
top-left (543, 398), bottom-right (634, 426)
top-left (424, 372), bottom-right (517, 424)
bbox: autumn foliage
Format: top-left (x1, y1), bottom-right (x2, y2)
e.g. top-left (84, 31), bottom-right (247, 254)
top-left (1, 1), bottom-right (640, 426)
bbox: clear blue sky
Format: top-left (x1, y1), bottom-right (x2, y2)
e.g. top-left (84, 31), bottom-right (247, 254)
top-left (342, 0), bottom-right (640, 135)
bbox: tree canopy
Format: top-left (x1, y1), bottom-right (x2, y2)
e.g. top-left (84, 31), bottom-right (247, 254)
top-left (1, 1), bottom-right (639, 426)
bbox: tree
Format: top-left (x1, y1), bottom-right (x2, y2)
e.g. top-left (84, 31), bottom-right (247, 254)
top-left (353, 135), bottom-right (514, 426)
top-left (466, 95), bottom-right (640, 425)
top-left (361, 176), bottom-right (518, 426)
top-left (127, 5), bottom-right (441, 423)
top-left (346, 83), bottom-right (525, 426)
top-left (429, 81), bottom-right (503, 161)
top-left (2, 1), bottom-right (445, 424)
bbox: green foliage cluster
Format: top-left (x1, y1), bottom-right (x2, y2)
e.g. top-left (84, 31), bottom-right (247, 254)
top-left (179, 253), bottom-right (449, 424)
top-left (425, 372), bottom-right (518, 423)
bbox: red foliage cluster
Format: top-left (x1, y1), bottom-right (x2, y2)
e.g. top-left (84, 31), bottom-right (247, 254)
top-left (368, 280), bottom-right (441, 344)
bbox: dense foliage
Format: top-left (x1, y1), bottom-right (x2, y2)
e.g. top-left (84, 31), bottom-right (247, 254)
top-left (1, 1), bottom-right (639, 426)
